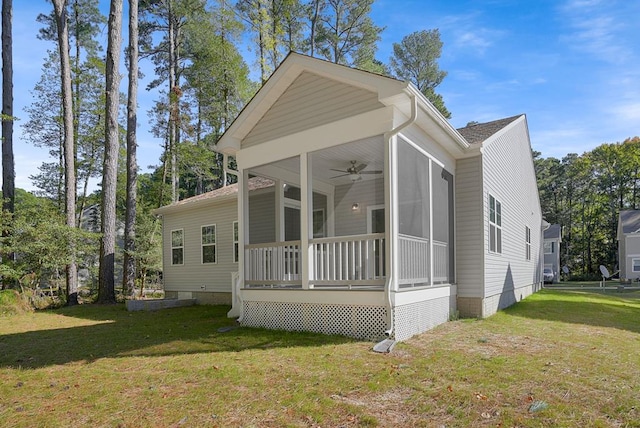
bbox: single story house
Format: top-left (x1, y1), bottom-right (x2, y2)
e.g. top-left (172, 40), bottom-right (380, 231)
top-left (156, 53), bottom-right (544, 341)
top-left (543, 224), bottom-right (561, 282)
top-left (617, 210), bottom-right (640, 281)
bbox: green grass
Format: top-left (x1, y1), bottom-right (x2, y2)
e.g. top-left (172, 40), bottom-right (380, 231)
top-left (1, 290), bottom-right (639, 427)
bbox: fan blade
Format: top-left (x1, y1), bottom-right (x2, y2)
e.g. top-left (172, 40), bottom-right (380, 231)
top-left (360, 170), bottom-right (383, 174)
top-left (330, 168), bottom-right (347, 173)
top-left (330, 173), bottom-right (350, 179)
top-left (354, 163), bottom-right (367, 172)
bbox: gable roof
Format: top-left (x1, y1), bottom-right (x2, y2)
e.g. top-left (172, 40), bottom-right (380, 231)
top-left (544, 224), bottom-right (562, 240)
top-left (456, 115), bottom-right (523, 145)
top-left (216, 52), bottom-right (470, 157)
top-left (154, 176), bottom-right (274, 215)
top-left (619, 210), bottom-right (640, 234)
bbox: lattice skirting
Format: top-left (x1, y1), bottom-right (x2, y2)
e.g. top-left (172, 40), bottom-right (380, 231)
top-left (393, 296), bottom-right (451, 341)
top-left (241, 301), bottom-right (388, 340)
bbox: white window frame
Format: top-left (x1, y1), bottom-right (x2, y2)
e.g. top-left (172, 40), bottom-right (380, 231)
top-left (489, 195), bottom-right (502, 254)
top-left (632, 258), bottom-right (640, 272)
top-left (544, 241), bottom-right (554, 254)
top-left (171, 228), bottom-right (184, 266)
top-left (525, 226), bottom-right (531, 261)
top-left (367, 204), bottom-right (385, 234)
top-left (201, 224), bottom-right (217, 264)
top-left (233, 221), bottom-right (239, 263)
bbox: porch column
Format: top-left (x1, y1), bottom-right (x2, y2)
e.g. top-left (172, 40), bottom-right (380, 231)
top-left (428, 158), bottom-right (434, 287)
top-left (300, 153), bottom-right (313, 289)
top-left (275, 179), bottom-right (284, 241)
top-left (386, 134), bottom-right (399, 292)
top-left (238, 169), bottom-right (250, 287)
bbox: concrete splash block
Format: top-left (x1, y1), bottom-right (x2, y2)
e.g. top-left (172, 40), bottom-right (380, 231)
top-left (126, 298), bottom-right (196, 312)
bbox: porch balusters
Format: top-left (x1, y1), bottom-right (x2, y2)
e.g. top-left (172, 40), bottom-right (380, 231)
top-left (310, 233), bottom-right (385, 288)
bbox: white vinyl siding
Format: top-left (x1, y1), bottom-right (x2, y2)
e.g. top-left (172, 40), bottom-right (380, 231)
top-left (455, 156), bottom-right (484, 298)
top-left (171, 229), bottom-right (184, 265)
top-left (334, 178), bottom-right (385, 236)
top-left (243, 72), bottom-right (383, 148)
top-left (162, 200), bottom-right (238, 293)
top-left (248, 191), bottom-right (276, 244)
top-left (481, 117), bottom-right (543, 301)
top-left (201, 224), bottom-right (217, 264)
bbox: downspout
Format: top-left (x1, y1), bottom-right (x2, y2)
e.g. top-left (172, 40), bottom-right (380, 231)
top-left (223, 153), bottom-right (239, 184)
top-left (382, 91), bottom-right (417, 339)
top-left (223, 153), bottom-right (244, 321)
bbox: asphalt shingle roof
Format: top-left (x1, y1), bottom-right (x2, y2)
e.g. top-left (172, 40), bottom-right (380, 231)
top-left (456, 115), bottom-right (523, 145)
top-left (544, 224), bottom-right (561, 240)
top-left (619, 210), bottom-right (640, 234)
top-left (161, 176), bottom-right (275, 209)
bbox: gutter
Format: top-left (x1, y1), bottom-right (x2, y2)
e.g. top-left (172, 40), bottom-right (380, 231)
top-left (380, 91), bottom-right (418, 343)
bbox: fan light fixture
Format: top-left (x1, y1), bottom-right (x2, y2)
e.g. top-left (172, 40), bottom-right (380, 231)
top-left (330, 160), bottom-right (382, 181)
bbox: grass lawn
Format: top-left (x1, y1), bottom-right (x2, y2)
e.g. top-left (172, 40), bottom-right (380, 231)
top-left (1, 289), bottom-right (639, 427)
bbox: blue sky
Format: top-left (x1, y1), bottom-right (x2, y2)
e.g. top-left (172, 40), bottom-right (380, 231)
top-left (9, 0), bottom-right (640, 191)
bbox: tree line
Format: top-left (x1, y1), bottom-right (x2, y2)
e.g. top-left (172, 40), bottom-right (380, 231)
top-left (535, 137), bottom-right (640, 279)
top-left (1, 0), bottom-right (450, 306)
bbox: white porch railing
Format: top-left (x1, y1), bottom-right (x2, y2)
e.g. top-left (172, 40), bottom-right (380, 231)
top-left (244, 233), bottom-right (448, 289)
top-left (243, 234), bottom-right (385, 288)
top-left (245, 241), bottom-right (301, 287)
top-left (398, 234), bottom-right (449, 286)
top-left (311, 233), bottom-right (385, 288)
top-left (433, 240), bottom-right (449, 284)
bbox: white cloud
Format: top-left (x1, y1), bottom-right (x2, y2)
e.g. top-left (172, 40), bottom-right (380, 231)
top-left (455, 31), bottom-right (492, 53)
top-left (559, 1), bottom-right (636, 64)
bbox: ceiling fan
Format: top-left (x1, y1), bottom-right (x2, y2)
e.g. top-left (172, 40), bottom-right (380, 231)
top-left (330, 160), bottom-right (382, 182)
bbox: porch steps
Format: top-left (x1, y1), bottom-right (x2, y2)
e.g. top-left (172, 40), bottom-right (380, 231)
top-left (126, 298), bottom-right (196, 312)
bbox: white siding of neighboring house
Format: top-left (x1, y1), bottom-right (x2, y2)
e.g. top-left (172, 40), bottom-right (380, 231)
top-left (481, 118), bottom-right (542, 314)
top-left (162, 199), bottom-right (238, 296)
top-left (623, 235), bottom-right (640, 279)
top-left (618, 222), bottom-right (626, 277)
top-left (243, 72), bottom-right (383, 148)
top-left (455, 155), bottom-right (484, 302)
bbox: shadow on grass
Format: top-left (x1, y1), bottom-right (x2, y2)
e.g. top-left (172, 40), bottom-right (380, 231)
top-left (0, 304), bottom-right (355, 369)
top-left (503, 289), bottom-right (640, 334)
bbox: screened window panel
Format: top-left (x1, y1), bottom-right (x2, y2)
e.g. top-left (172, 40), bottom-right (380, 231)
top-left (248, 177), bottom-right (276, 244)
top-left (398, 140), bottom-right (430, 239)
top-left (284, 206), bottom-right (300, 241)
top-left (432, 164), bottom-right (452, 244)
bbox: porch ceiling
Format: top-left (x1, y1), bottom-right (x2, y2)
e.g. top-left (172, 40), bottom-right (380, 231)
top-left (251, 136), bottom-right (385, 186)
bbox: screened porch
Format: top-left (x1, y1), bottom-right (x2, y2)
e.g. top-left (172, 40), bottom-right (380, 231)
top-left (240, 134), bottom-right (454, 291)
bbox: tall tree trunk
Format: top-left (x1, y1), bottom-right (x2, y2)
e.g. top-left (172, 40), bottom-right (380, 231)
top-left (98, 0), bottom-right (123, 304)
top-left (53, 0), bottom-right (78, 305)
top-left (1, 0), bottom-right (13, 289)
top-left (122, 0), bottom-right (138, 298)
top-left (168, 3), bottom-right (178, 203)
top-left (309, 0), bottom-right (321, 57)
top-left (1, 0), bottom-right (13, 215)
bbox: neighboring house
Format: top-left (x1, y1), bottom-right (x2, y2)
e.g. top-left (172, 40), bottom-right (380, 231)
top-left (543, 224), bottom-right (562, 282)
top-left (158, 53), bottom-right (544, 341)
top-left (617, 210), bottom-right (640, 281)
